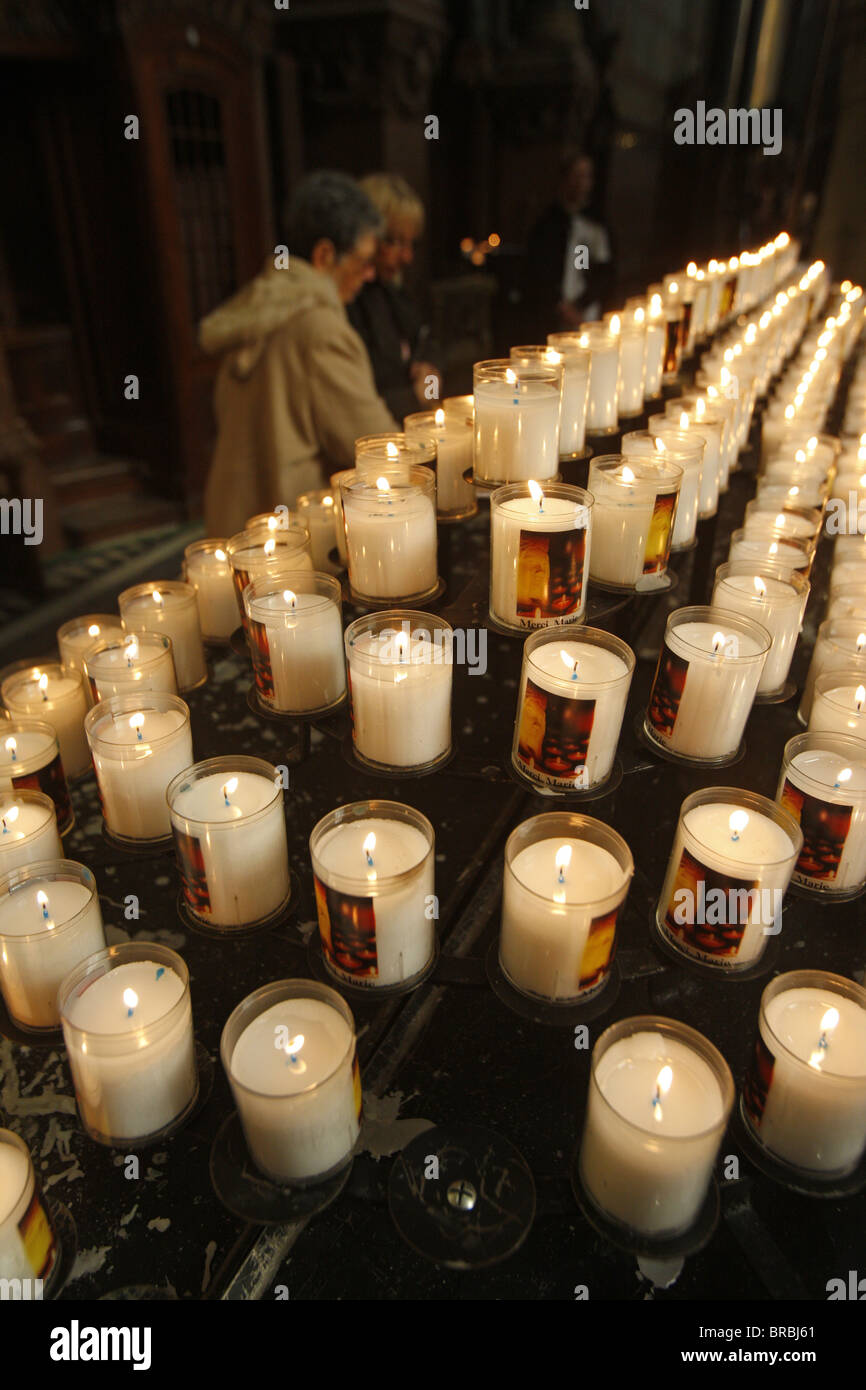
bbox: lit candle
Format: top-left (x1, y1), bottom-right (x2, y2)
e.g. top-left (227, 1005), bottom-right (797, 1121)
top-left (244, 575), bottom-right (346, 715)
top-left (1, 664), bottom-right (89, 780)
top-left (0, 721), bottom-right (73, 835)
top-left (473, 359), bottom-right (561, 481)
top-left (183, 540), bottom-right (239, 641)
top-left (83, 632), bottom-right (177, 703)
top-left (341, 467), bottom-right (438, 601)
top-left (118, 580), bottom-right (207, 691)
top-left (85, 694), bottom-right (193, 843)
top-left (587, 456), bottom-right (682, 590)
top-left (489, 481), bottom-right (592, 630)
top-left (345, 613), bottom-right (453, 772)
top-left (0, 862), bottom-right (105, 1030)
top-left (295, 491), bottom-right (344, 573)
top-left (712, 564), bottom-right (808, 697)
top-left (808, 673), bottom-right (866, 738)
top-left (404, 406), bottom-right (476, 519)
top-left (778, 732), bottom-right (866, 895)
top-left (0, 793), bottom-right (62, 877)
top-left (0, 1130), bottom-right (58, 1285)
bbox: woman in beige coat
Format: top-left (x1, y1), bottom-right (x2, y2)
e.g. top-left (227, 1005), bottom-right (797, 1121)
top-left (200, 172), bottom-right (396, 537)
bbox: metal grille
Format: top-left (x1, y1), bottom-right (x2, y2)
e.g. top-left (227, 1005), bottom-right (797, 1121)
top-left (165, 88), bottom-right (237, 324)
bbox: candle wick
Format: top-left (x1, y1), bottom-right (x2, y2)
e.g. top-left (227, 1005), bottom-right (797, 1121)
top-left (557, 867), bottom-right (565, 884)
top-left (366, 851), bottom-right (374, 867)
top-left (127, 1006), bottom-right (135, 1018)
top-left (818, 1031), bottom-right (829, 1052)
top-left (156, 967), bottom-right (165, 980)
top-left (1, 820), bottom-right (7, 834)
top-left (10, 749), bottom-right (15, 762)
top-left (136, 727), bottom-right (143, 741)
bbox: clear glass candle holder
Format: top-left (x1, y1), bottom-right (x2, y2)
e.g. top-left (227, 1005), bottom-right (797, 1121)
top-left (473, 358), bottom-right (561, 482)
top-left (1, 663), bottom-right (89, 781)
top-left (826, 583), bottom-right (866, 623)
top-left (741, 970), bottom-right (866, 1178)
top-left (662, 304), bottom-right (684, 379)
top-left (167, 756), bottom-right (290, 930)
top-left (295, 491), bottom-right (342, 573)
top-left (183, 539), bottom-right (237, 642)
top-left (310, 801), bottom-right (435, 990)
top-left (0, 859), bottom-right (105, 1031)
top-left (221, 979), bottom-right (360, 1188)
top-left (226, 526), bottom-right (313, 635)
top-left (243, 573), bottom-right (346, 716)
top-left (500, 812), bottom-right (632, 1003)
top-left (658, 404), bottom-right (720, 517)
top-left (778, 731), bottom-right (866, 898)
top-left (809, 668), bottom-right (866, 738)
top-left (85, 692), bottom-right (193, 845)
top-left (244, 509), bottom-right (297, 532)
top-left (404, 408), bottom-right (476, 520)
top-left (546, 335), bottom-right (590, 456)
top-left (354, 431), bottom-right (436, 476)
top-left (0, 1128), bottom-right (61, 1288)
top-left (57, 614), bottom-right (124, 691)
top-left (830, 559), bottom-right (866, 596)
top-left (59, 941), bottom-right (198, 1147)
top-left (712, 561), bottom-right (809, 698)
top-left (587, 455), bottom-right (683, 591)
top-left (0, 720), bottom-right (73, 835)
top-left (341, 467), bottom-right (438, 603)
top-left (0, 792), bottom-right (62, 879)
top-left (643, 295), bottom-right (666, 398)
top-left (329, 470), bottom-right (354, 567)
top-left (344, 611), bottom-right (453, 774)
top-left (798, 618), bottom-right (866, 723)
top-left (744, 500), bottom-right (823, 545)
top-left (576, 324), bottom-right (619, 434)
top-left (489, 482), bottom-right (592, 631)
top-left (655, 787), bottom-right (801, 972)
top-left (728, 527), bottom-right (813, 579)
top-left (118, 580), bottom-right (207, 692)
top-left (578, 1015), bottom-right (734, 1238)
top-left (755, 478), bottom-right (825, 511)
top-left (616, 323), bottom-right (647, 417)
top-left (83, 632), bottom-right (176, 704)
top-left (644, 605), bottom-right (771, 763)
top-left (512, 627), bottom-right (634, 793)
top-left (674, 395), bottom-right (732, 491)
top-left (625, 428), bottom-right (706, 550)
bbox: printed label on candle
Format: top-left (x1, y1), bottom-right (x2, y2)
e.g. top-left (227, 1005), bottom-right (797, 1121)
top-left (232, 565), bottom-right (252, 631)
top-left (663, 317), bottom-right (680, 374)
top-left (314, 875), bottom-right (379, 983)
top-left (647, 644), bottom-right (689, 738)
top-left (516, 527), bottom-right (586, 625)
top-left (173, 827), bottom-right (212, 915)
top-left (248, 618), bottom-right (275, 702)
top-left (578, 906), bottom-right (619, 992)
top-left (643, 493), bottom-right (676, 575)
top-left (515, 678), bottom-right (596, 788)
top-left (779, 779), bottom-right (853, 886)
top-left (742, 1032), bottom-right (775, 1130)
top-left (18, 1188), bottom-right (57, 1279)
top-left (352, 1051), bottom-right (363, 1121)
top-left (10, 751), bottom-right (72, 831)
top-left (662, 847), bottom-right (761, 962)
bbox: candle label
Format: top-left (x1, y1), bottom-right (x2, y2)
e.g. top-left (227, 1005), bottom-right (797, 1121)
top-left (18, 1187), bottom-right (57, 1280)
top-left (779, 778), bottom-right (853, 887)
top-left (247, 618), bottom-right (275, 703)
top-left (514, 527), bottom-right (586, 627)
top-left (642, 493), bottom-right (676, 575)
top-left (232, 565), bottom-right (252, 634)
top-left (742, 1032), bottom-right (775, 1131)
top-left (663, 317), bottom-right (680, 374)
top-left (515, 678), bottom-right (597, 788)
top-left (352, 1051), bottom-right (363, 1121)
top-left (173, 827), bottom-right (212, 915)
top-left (578, 906), bottom-right (620, 994)
top-left (10, 751), bottom-right (72, 832)
top-left (314, 874), bottom-right (380, 983)
top-left (662, 846), bottom-right (762, 963)
top-left (646, 643), bottom-right (689, 740)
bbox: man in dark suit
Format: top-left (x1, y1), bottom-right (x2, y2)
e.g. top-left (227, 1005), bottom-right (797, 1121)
top-left (525, 152), bottom-right (615, 338)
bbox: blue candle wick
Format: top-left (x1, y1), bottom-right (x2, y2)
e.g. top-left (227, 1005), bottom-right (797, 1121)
top-left (156, 967), bottom-right (165, 980)
top-left (9, 748), bottom-right (16, 763)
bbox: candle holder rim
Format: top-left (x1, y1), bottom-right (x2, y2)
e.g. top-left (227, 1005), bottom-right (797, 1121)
top-left (812, 665), bottom-right (866, 710)
top-left (677, 785), bottom-right (803, 864)
top-left (340, 463), bottom-right (436, 497)
top-left (713, 561), bottom-right (810, 601)
top-left (243, 570), bottom-right (343, 614)
top-left (295, 489), bottom-right (339, 510)
top-left (220, 977), bottom-right (356, 1102)
top-left (57, 939), bottom-right (190, 1044)
top-left (225, 526), bottom-right (312, 563)
top-left (404, 408), bottom-right (471, 437)
top-left (0, 789), bottom-right (57, 839)
top-left (728, 526), bottom-right (813, 558)
top-left (183, 537), bottom-right (232, 563)
top-left (0, 720), bottom-right (59, 768)
top-left (0, 1126), bottom-right (37, 1218)
top-left (0, 858), bottom-right (97, 943)
top-left (756, 969), bottom-right (866, 1082)
top-left (524, 624), bottom-right (636, 686)
top-left (813, 615), bottom-right (866, 651)
top-left (56, 613), bottom-right (123, 644)
top-left (473, 357), bottom-right (562, 382)
top-left (490, 481), bottom-right (594, 509)
top-left (587, 1013), bottom-right (735, 1142)
top-left (504, 812), bottom-right (634, 909)
top-left (165, 755), bottom-right (284, 827)
top-left (84, 631), bottom-right (174, 674)
top-left (117, 578), bottom-right (198, 608)
top-left (781, 730), bottom-right (866, 794)
top-left (84, 690), bottom-right (190, 751)
top-left (667, 603), bottom-right (774, 659)
top-left (626, 427), bottom-right (707, 461)
top-left (1, 663), bottom-right (84, 707)
top-left (589, 454), bottom-right (684, 487)
top-left (310, 799), bottom-right (434, 893)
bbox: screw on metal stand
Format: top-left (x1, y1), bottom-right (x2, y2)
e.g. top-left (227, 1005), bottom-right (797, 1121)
top-left (446, 1179), bottom-right (477, 1211)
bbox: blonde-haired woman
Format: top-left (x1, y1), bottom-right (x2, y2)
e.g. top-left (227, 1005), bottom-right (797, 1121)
top-left (348, 173), bottom-right (441, 417)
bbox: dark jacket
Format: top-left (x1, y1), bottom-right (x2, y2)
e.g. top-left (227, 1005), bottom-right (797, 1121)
top-left (348, 280), bottom-right (427, 422)
top-left (524, 203), bottom-right (615, 339)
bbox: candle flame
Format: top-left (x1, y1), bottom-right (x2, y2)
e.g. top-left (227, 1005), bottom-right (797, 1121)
top-left (809, 1005), bottom-right (840, 1068)
top-left (753, 577), bottom-right (767, 597)
top-left (784, 405), bottom-right (795, 421)
top-left (679, 411), bottom-right (689, 429)
top-left (560, 649), bottom-right (579, 680)
top-left (88, 624), bottom-right (100, 637)
top-left (38, 672), bottom-right (48, 694)
top-left (621, 465), bottom-right (636, 483)
top-left (649, 294), bottom-right (662, 318)
top-left (712, 631), bottom-right (726, 655)
top-left (434, 407), bottom-right (445, 427)
top-left (152, 589), bottom-right (163, 606)
top-left (386, 441), bottom-right (399, 458)
top-left (652, 1065), bottom-right (673, 1121)
top-left (124, 640), bottom-right (139, 662)
top-left (322, 495), bottom-right (333, 507)
top-left (395, 631), bottom-right (409, 662)
top-left (1, 805), bottom-right (19, 829)
top-left (363, 831), bottom-right (376, 876)
top-left (769, 542), bottom-right (779, 556)
top-left (545, 349), bottom-right (561, 365)
top-left (129, 712), bottom-right (145, 737)
top-left (267, 516), bottom-right (278, 530)
top-left (609, 314), bottom-right (620, 336)
top-left (555, 845), bottom-right (572, 884)
top-left (214, 548), bottom-right (227, 561)
top-left (634, 306), bottom-right (645, 324)
top-left (505, 367), bottom-right (517, 386)
top-left (856, 685), bottom-right (866, 712)
top-left (36, 890), bottom-right (49, 909)
top-left (857, 634), bottom-right (866, 652)
top-left (836, 767), bottom-right (853, 785)
top-left (695, 398), bottom-right (706, 419)
top-left (376, 476), bottom-right (391, 493)
top-left (729, 809), bottom-right (749, 839)
top-left (123, 988), bottom-right (138, 1016)
top-left (528, 479), bottom-right (544, 508)
top-left (264, 538), bottom-right (276, 556)
top-left (283, 589), bottom-right (297, 607)
top-left (686, 261), bottom-right (697, 277)
top-left (223, 777), bottom-right (239, 802)
top-left (654, 436), bottom-right (666, 453)
top-left (5, 736), bottom-right (15, 754)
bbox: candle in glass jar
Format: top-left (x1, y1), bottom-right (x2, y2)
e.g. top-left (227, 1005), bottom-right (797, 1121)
top-left (342, 469), bottom-right (438, 601)
top-left (778, 734), bottom-right (866, 894)
top-left (404, 407), bottom-right (476, 519)
top-left (0, 722), bottom-right (73, 835)
top-left (0, 794), bottom-right (62, 877)
top-left (345, 614), bottom-right (453, 772)
top-left (473, 360), bottom-right (561, 482)
top-left (1, 665), bottom-right (89, 781)
top-left (0, 862), bottom-right (105, 1030)
top-left (489, 482), bottom-right (592, 630)
top-left (83, 633), bottom-right (177, 703)
top-left (86, 695), bottom-right (193, 843)
top-left (712, 565), bottom-right (808, 696)
top-left (0, 1130), bottom-right (58, 1285)
top-left (546, 337), bottom-right (590, 455)
top-left (798, 619), bottom-right (866, 722)
top-left (244, 577), bottom-right (346, 715)
top-left (587, 457), bottom-right (681, 590)
top-left (728, 530), bottom-right (812, 578)
top-left (808, 673), bottom-right (866, 738)
top-left (295, 492), bottom-right (343, 573)
top-left (57, 615), bottom-right (124, 689)
top-left (183, 541), bottom-right (238, 641)
top-left (118, 581), bottom-right (207, 692)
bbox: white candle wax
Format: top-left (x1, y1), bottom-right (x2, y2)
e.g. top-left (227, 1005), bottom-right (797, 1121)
top-left (61, 960), bottom-right (196, 1142)
top-left (120, 585), bottom-right (206, 690)
top-left (347, 636), bottom-right (452, 770)
top-left (617, 328), bottom-right (646, 416)
top-left (89, 707), bottom-right (193, 841)
top-left (490, 495), bottom-right (590, 628)
top-left (0, 1140), bottom-right (46, 1282)
top-left (2, 668), bottom-right (89, 780)
top-left (84, 635), bottom-right (177, 703)
top-left (748, 987), bottom-right (866, 1172)
top-left (296, 495), bottom-right (342, 573)
top-left (473, 380), bottom-right (560, 482)
top-left (584, 339), bottom-right (619, 431)
top-left (555, 358), bottom-right (589, 455)
top-left (184, 548), bottom-right (238, 640)
top-left (673, 411), bottom-right (720, 515)
top-left (644, 320), bottom-right (666, 398)
top-left (515, 641), bottom-right (630, 790)
top-left (500, 838), bottom-right (627, 1000)
top-left (712, 573), bottom-right (805, 694)
top-left (250, 591), bottom-right (345, 713)
top-left (627, 432), bottom-right (702, 548)
top-left (0, 727), bottom-right (70, 833)
top-left (780, 751), bottom-right (866, 891)
top-left (0, 880), bottom-right (105, 1029)
top-left (744, 509), bottom-right (818, 542)
top-left (580, 1030), bottom-right (726, 1235)
top-left (314, 819), bottom-right (433, 986)
top-left (58, 617), bottom-right (124, 680)
top-left (658, 802), bottom-right (796, 968)
top-left (170, 770), bottom-right (289, 926)
top-left (230, 998), bottom-right (359, 1183)
top-left (809, 681), bottom-right (866, 738)
top-left (799, 624), bottom-right (866, 722)
top-left (406, 413), bottom-right (475, 514)
top-left (587, 471), bottom-right (656, 588)
top-left (344, 489), bottom-right (437, 599)
top-left (647, 620), bottom-right (766, 759)
top-left (728, 534), bottom-right (810, 577)
top-left (0, 800), bottom-right (62, 877)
